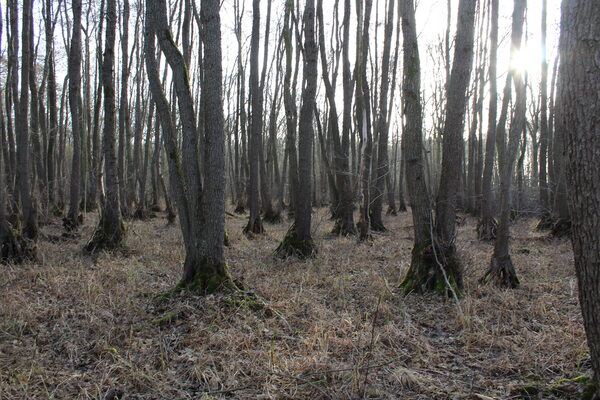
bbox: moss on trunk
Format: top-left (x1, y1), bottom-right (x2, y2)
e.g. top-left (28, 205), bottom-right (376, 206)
top-left (275, 224), bottom-right (317, 259)
top-left (399, 242), bottom-right (462, 297)
top-left (0, 225), bottom-right (36, 264)
top-left (84, 214), bottom-right (127, 253)
top-left (179, 258), bottom-right (236, 295)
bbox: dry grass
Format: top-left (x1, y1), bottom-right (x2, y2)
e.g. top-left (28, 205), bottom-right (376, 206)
top-left (0, 208), bottom-right (590, 399)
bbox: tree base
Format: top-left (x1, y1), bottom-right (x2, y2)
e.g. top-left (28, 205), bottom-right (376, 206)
top-left (480, 254), bottom-right (520, 288)
top-left (332, 217), bottom-right (357, 236)
top-left (150, 204), bottom-right (162, 212)
top-left (550, 218), bottom-right (571, 238)
top-left (132, 208), bottom-right (156, 220)
top-left (84, 216), bottom-right (127, 253)
top-left (263, 209), bottom-right (283, 224)
top-left (386, 206), bottom-right (398, 216)
top-left (274, 225), bottom-right (317, 259)
top-left (234, 204), bottom-right (246, 214)
top-left (62, 214), bottom-right (83, 232)
top-left (166, 211), bottom-right (177, 225)
top-left (357, 220), bottom-right (372, 241)
top-left (536, 212), bottom-right (555, 231)
top-left (243, 216), bottom-right (265, 237)
top-left (399, 243), bottom-right (462, 297)
top-left (0, 226), bottom-right (36, 264)
top-left (178, 259), bottom-right (237, 295)
top-left (477, 217), bottom-right (498, 241)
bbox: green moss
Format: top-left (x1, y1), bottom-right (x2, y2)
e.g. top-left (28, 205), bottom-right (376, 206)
top-left (516, 384), bottom-right (541, 397)
top-left (178, 260), bottom-right (236, 296)
top-left (582, 380), bottom-right (597, 400)
top-left (151, 311), bottom-right (183, 326)
top-left (274, 225), bottom-right (317, 259)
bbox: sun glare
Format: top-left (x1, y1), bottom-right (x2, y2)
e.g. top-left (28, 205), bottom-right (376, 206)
top-left (510, 43), bottom-right (542, 76)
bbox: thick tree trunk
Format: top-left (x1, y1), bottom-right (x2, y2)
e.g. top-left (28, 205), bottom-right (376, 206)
top-left (85, 0), bottom-right (125, 252)
top-left (398, 0), bottom-right (446, 295)
top-left (561, 2), bottom-right (600, 396)
top-left (144, 0), bottom-right (233, 293)
top-left (434, 0), bottom-right (476, 290)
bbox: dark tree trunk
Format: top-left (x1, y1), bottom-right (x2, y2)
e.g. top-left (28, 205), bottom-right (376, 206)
top-left (244, 0), bottom-right (265, 235)
top-left (370, 0), bottom-right (395, 232)
top-left (434, 0), bottom-right (477, 291)
top-left (276, 0), bottom-right (318, 258)
top-left (561, 2), bottom-right (600, 396)
top-left (481, 0), bottom-right (526, 289)
top-left (478, 0), bottom-right (499, 240)
top-left (16, 0), bottom-right (38, 240)
top-left (85, 0), bottom-right (126, 252)
top-left (65, 0), bottom-right (83, 231)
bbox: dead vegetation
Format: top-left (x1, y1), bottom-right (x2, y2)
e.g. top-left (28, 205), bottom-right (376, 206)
top-left (0, 208), bottom-right (592, 399)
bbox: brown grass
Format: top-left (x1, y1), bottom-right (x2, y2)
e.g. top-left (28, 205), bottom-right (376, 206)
top-left (0, 208), bottom-right (590, 399)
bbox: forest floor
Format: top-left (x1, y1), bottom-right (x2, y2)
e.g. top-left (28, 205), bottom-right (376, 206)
top-left (0, 207), bottom-right (593, 399)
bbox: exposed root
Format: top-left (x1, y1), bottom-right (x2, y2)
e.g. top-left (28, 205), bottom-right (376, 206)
top-left (263, 209), bottom-right (283, 224)
top-left (62, 214), bottom-right (83, 232)
top-left (274, 224), bottom-right (317, 259)
top-left (477, 217), bottom-right (498, 241)
top-left (480, 254), bottom-right (520, 288)
top-left (243, 215), bottom-right (265, 237)
top-left (399, 242), bottom-right (462, 297)
top-left (132, 208), bottom-right (156, 220)
top-left (234, 204), bottom-right (246, 214)
top-left (331, 217), bottom-right (357, 236)
top-left (386, 205), bottom-right (398, 216)
top-left (84, 215), bottom-right (127, 254)
top-left (0, 224), bottom-right (36, 264)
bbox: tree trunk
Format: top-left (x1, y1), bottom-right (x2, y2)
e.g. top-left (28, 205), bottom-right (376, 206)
top-left (370, 0), bottom-right (395, 232)
top-left (16, 0), bottom-right (38, 240)
top-left (65, 0), bottom-right (83, 231)
top-left (276, 0), bottom-right (318, 258)
top-left (481, 0), bottom-right (526, 288)
top-left (434, 0), bottom-right (477, 290)
top-left (244, 0), bottom-right (265, 235)
top-left (85, 0), bottom-right (125, 252)
top-left (561, 2), bottom-right (600, 395)
top-left (478, 0), bottom-right (499, 240)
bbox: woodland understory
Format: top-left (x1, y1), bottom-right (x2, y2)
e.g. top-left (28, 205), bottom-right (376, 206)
top-left (0, 209), bottom-right (593, 400)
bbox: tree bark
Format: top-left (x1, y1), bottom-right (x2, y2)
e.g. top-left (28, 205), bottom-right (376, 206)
top-left (561, 2), bottom-right (600, 396)
top-left (85, 0), bottom-right (125, 252)
top-left (434, 0), bottom-right (477, 290)
top-left (481, 0), bottom-right (526, 288)
top-left (276, 0), bottom-right (318, 258)
top-left (65, 0), bottom-right (83, 231)
top-left (478, 0), bottom-right (499, 240)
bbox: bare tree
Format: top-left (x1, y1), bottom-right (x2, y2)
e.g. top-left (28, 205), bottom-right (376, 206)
top-left (434, 0), bottom-right (477, 291)
top-left (276, 0), bottom-right (318, 258)
top-left (65, 0), bottom-right (83, 231)
top-left (145, 0), bottom-right (234, 291)
top-left (480, 0), bottom-right (526, 288)
top-left (244, 0), bottom-right (265, 235)
top-left (478, 0), bottom-right (499, 240)
top-left (85, 0), bottom-right (126, 252)
top-left (16, 0), bottom-right (38, 240)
